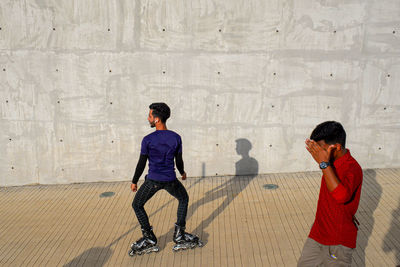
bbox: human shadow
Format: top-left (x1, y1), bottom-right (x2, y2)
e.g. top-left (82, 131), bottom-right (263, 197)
top-left (383, 195), bottom-right (400, 266)
top-left (63, 246), bottom-right (113, 267)
top-left (356, 169), bottom-right (382, 266)
top-left (157, 138), bottom-right (258, 249)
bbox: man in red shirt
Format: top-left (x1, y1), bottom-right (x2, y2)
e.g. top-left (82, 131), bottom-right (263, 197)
top-left (298, 121), bottom-right (363, 267)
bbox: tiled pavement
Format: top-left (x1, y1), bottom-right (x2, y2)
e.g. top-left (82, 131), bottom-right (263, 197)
top-left (0, 168), bottom-right (399, 266)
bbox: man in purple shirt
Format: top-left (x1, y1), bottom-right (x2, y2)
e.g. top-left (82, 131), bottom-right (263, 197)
top-left (128, 103), bottom-right (203, 257)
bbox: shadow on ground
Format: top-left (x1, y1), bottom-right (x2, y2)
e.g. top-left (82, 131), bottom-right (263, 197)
top-left (383, 195), bottom-right (400, 266)
top-left (157, 138), bottom-right (259, 249)
top-left (63, 247), bottom-right (112, 267)
top-left (356, 169), bottom-right (382, 266)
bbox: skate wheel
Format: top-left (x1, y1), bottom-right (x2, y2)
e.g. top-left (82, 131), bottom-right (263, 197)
top-left (198, 241), bottom-right (204, 247)
top-left (128, 249), bottom-right (135, 257)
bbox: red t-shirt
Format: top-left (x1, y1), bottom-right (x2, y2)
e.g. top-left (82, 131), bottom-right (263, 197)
top-left (309, 150), bottom-right (363, 248)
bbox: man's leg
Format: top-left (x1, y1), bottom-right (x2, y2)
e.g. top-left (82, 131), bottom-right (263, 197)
top-left (164, 179), bottom-right (203, 251)
top-left (297, 238), bottom-right (324, 267)
top-left (164, 179), bottom-right (189, 227)
top-left (323, 245), bottom-right (353, 267)
top-left (132, 179), bottom-right (161, 231)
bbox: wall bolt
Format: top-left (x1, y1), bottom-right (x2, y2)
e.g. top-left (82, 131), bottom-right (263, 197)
top-left (162, 28), bottom-right (166, 32)
top-left (110, 102), bottom-right (113, 105)
top-left (108, 28), bottom-right (110, 32)
top-left (6, 100), bottom-right (8, 103)
top-left (330, 73), bottom-right (333, 77)
top-left (60, 139), bottom-right (63, 142)
top-left (387, 74), bottom-right (391, 77)
top-left (276, 29), bottom-right (279, 33)
top-left (333, 30), bottom-right (337, 33)
top-left (393, 30), bottom-right (396, 34)
top-left (53, 28), bottom-right (56, 31)
top-left (11, 166), bottom-right (14, 170)
top-left (378, 147), bottom-right (382, 150)
top-left (219, 29), bottom-right (222, 32)
top-left (327, 106), bottom-right (330, 109)
top-left (109, 70), bottom-right (112, 73)
top-left (384, 107), bottom-right (387, 110)
top-left (2, 68), bottom-right (5, 71)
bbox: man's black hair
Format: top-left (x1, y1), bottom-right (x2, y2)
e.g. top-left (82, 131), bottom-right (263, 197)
top-left (149, 102), bottom-right (170, 123)
top-left (310, 121), bottom-right (346, 147)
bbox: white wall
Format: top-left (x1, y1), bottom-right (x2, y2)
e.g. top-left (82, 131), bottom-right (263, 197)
top-left (1, 0), bottom-right (399, 186)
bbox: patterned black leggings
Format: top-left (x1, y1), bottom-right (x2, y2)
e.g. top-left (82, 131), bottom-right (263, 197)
top-left (132, 178), bottom-right (189, 231)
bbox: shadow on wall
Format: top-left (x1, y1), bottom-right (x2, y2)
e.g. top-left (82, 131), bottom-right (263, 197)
top-left (63, 246), bottom-right (112, 267)
top-left (383, 195), bottom-right (400, 266)
top-left (157, 138), bottom-right (259, 249)
top-left (356, 169), bottom-right (382, 266)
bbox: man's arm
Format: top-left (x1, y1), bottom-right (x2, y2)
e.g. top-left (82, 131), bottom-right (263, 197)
top-left (131, 154), bottom-right (148, 191)
top-left (305, 139), bottom-right (361, 204)
top-left (175, 153), bottom-right (186, 180)
top-left (305, 139), bottom-right (340, 192)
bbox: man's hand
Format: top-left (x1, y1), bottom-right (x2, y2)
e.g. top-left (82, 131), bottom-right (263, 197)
top-left (181, 172), bottom-right (187, 180)
top-left (131, 183), bottom-right (138, 192)
top-left (305, 139), bottom-right (334, 164)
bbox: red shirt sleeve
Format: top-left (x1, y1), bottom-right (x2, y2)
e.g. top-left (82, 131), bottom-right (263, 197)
top-left (330, 169), bottom-right (361, 204)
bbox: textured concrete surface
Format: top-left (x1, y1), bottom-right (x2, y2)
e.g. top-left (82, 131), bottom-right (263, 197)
top-left (1, 1), bottom-right (400, 185)
top-left (0, 168), bottom-right (399, 266)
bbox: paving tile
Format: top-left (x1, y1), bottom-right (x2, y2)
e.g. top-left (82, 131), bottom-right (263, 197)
top-left (0, 169), bottom-right (399, 266)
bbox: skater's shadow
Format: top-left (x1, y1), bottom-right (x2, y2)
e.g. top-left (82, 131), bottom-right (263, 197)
top-left (158, 138), bottom-right (258, 249)
top-left (63, 246), bottom-right (112, 267)
top-left (355, 169), bottom-right (382, 266)
top-left (383, 195), bottom-right (400, 266)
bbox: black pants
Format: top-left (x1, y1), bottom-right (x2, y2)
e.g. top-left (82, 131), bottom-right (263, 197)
top-left (132, 178), bottom-right (189, 232)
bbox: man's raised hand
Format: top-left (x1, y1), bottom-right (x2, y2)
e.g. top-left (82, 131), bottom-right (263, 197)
top-left (305, 139), bottom-right (334, 164)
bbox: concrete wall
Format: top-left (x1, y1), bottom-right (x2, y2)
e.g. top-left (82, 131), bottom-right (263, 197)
top-left (1, 0), bottom-right (399, 186)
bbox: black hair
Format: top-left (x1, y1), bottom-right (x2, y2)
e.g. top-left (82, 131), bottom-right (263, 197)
top-left (149, 102), bottom-right (170, 123)
top-left (310, 121), bottom-right (346, 147)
